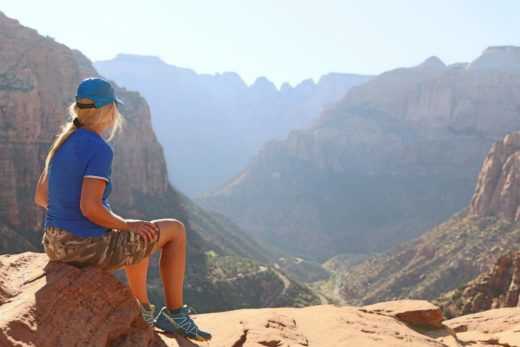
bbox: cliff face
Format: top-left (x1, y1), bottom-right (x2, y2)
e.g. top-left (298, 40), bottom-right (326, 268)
top-left (335, 132), bottom-right (520, 306)
top-left (197, 47), bottom-right (520, 261)
top-left (470, 132), bottom-right (520, 220)
top-left (0, 12), bottom-right (319, 312)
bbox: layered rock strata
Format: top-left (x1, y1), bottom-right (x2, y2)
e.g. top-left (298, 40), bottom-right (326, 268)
top-left (470, 132), bottom-right (520, 220)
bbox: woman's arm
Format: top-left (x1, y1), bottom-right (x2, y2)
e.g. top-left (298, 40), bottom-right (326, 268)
top-left (35, 170), bottom-right (49, 209)
top-left (80, 178), bottom-right (158, 242)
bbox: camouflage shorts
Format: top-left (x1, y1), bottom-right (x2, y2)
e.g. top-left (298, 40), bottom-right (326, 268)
top-left (41, 225), bottom-right (161, 272)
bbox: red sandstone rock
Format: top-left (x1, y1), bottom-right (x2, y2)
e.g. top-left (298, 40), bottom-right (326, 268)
top-left (158, 304), bottom-right (459, 347)
top-left (0, 252), bottom-right (154, 346)
top-left (362, 299), bottom-right (444, 328)
top-left (444, 307), bottom-right (520, 347)
top-left (470, 132), bottom-right (520, 220)
top-left (443, 251), bottom-right (520, 319)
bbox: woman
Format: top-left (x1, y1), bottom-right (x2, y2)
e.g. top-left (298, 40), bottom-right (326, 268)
top-left (34, 77), bottom-right (211, 342)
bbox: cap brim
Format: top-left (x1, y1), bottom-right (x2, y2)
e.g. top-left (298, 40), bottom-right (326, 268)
top-left (115, 96), bottom-right (125, 106)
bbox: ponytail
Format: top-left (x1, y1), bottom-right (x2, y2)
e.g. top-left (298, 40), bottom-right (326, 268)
top-left (43, 99), bottom-right (124, 174)
top-left (43, 121), bottom-right (77, 175)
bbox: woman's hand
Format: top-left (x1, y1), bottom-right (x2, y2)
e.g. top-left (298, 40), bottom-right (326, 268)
top-left (124, 219), bottom-right (159, 243)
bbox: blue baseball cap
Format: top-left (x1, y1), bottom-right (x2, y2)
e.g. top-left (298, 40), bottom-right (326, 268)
top-left (75, 77), bottom-right (124, 108)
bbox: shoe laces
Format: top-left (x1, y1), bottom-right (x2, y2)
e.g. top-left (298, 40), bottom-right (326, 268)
top-left (182, 304), bottom-right (198, 319)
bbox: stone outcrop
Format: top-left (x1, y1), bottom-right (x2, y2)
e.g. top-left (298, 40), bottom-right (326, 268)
top-left (438, 251), bottom-right (520, 318)
top-left (470, 132), bottom-right (520, 220)
top-left (461, 254), bottom-right (516, 314)
top-left (0, 252), bottom-right (154, 347)
top-left (362, 300), bottom-right (443, 328)
top-left (444, 307), bottom-right (520, 347)
top-left (181, 303), bottom-right (460, 347)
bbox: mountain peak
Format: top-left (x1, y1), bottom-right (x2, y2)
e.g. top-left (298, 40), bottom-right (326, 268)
top-left (415, 56), bottom-right (446, 69)
top-left (251, 76), bottom-right (277, 92)
top-left (468, 46), bottom-right (520, 71)
top-left (112, 53), bottom-right (167, 66)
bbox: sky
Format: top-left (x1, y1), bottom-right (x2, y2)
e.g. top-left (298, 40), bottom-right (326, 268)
top-left (2, 0), bottom-right (519, 88)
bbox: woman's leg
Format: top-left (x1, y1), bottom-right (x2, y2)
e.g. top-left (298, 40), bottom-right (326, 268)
top-left (124, 256), bottom-right (150, 304)
top-left (149, 218), bottom-right (186, 310)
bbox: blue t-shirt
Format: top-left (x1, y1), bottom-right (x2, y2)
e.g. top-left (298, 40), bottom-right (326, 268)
top-left (44, 127), bottom-right (114, 237)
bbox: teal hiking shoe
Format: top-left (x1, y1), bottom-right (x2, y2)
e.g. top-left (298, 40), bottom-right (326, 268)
top-left (154, 305), bottom-right (212, 342)
top-left (140, 303), bottom-right (156, 327)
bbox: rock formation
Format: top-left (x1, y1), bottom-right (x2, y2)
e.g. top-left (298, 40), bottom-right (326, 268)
top-left (470, 132), bottom-right (520, 220)
top-left (361, 300), bottom-right (443, 328)
top-left (0, 252), bottom-right (154, 347)
top-left (437, 251), bottom-right (520, 318)
top-left (444, 307), bottom-right (520, 347)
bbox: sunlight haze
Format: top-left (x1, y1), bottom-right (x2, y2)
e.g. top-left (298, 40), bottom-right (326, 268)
top-left (3, 0), bottom-right (519, 87)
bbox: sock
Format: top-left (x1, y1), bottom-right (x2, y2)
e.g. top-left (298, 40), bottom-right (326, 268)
top-left (167, 306), bottom-right (182, 315)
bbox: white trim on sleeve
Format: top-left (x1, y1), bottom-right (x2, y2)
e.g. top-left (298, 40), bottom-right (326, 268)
top-left (83, 175), bottom-right (109, 182)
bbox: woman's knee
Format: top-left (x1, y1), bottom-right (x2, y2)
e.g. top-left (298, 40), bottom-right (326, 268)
top-left (151, 218), bottom-right (186, 243)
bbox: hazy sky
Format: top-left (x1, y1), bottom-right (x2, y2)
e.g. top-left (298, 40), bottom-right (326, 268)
top-left (2, 1), bottom-right (519, 87)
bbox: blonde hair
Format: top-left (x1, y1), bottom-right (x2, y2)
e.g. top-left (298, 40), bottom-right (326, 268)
top-left (44, 98), bottom-right (125, 174)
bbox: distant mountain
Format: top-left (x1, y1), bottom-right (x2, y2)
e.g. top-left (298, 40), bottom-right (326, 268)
top-left (334, 132), bottom-right (520, 306)
top-left (94, 54), bottom-right (372, 196)
top-left (0, 11), bottom-right (319, 312)
top-left (196, 47), bottom-right (520, 262)
top-left (468, 46), bottom-right (520, 71)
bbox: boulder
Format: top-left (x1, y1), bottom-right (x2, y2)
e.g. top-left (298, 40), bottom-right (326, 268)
top-left (0, 252), bottom-right (154, 347)
top-left (361, 299), bottom-right (443, 328)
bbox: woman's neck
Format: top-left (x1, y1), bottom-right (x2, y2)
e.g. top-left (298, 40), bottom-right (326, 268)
top-left (82, 124), bottom-right (106, 136)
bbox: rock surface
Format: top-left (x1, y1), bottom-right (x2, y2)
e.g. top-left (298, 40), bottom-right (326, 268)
top-left (444, 307), bottom-right (520, 347)
top-left (166, 304), bottom-right (457, 347)
top-left (4, 252), bottom-right (520, 347)
top-left (0, 252), bottom-right (154, 347)
top-left (470, 132), bottom-right (520, 220)
top-left (362, 300), bottom-right (443, 328)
